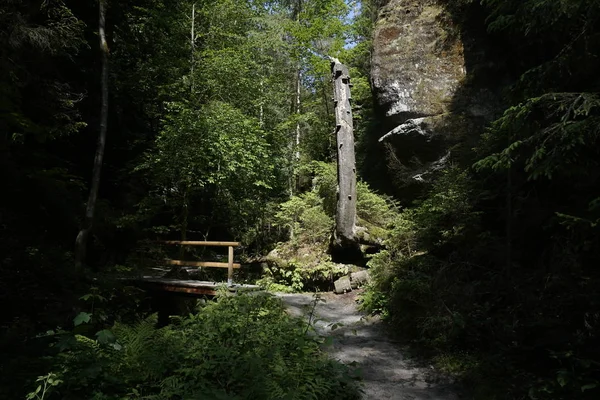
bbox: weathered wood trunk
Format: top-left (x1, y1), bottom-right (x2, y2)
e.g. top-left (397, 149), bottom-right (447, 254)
top-left (75, 0), bottom-right (109, 269)
top-left (334, 276), bottom-right (352, 294)
top-left (330, 58), bottom-right (362, 263)
top-left (333, 270), bottom-right (370, 294)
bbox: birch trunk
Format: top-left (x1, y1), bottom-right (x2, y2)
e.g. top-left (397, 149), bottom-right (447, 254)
top-left (190, 3), bottom-right (195, 93)
top-left (74, 0), bottom-right (109, 269)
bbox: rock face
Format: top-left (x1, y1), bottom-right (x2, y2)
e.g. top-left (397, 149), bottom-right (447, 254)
top-left (371, 0), bottom-right (474, 189)
top-left (373, 0), bottom-right (465, 121)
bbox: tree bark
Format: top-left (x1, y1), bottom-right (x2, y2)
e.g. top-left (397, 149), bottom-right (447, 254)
top-left (295, 67), bottom-right (301, 162)
top-left (290, 0), bottom-right (302, 196)
top-left (179, 186), bottom-right (189, 260)
top-left (74, 0), bottom-right (109, 269)
top-left (190, 3), bottom-right (195, 93)
top-left (330, 58), bottom-right (362, 263)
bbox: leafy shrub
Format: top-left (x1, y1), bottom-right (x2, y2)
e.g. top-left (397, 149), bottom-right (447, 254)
top-left (276, 162), bottom-right (396, 245)
top-left (306, 161), bottom-right (338, 217)
top-left (269, 162), bottom-right (396, 291)
top-left (363, 161), bottom-right (600, 398)
top-left (258, 261), bottom-right (350, 292)
top-left (30, 293), bottom-right (361, 400)
top-left (356, 181), bottom-right (397, 227)
top-left (275, 191), bottom-right (333, 244)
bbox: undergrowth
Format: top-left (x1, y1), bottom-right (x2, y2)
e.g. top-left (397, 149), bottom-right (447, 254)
top-left (263, 162), bottom-right (396, 292)
top-left (25, 292), bottom-right (361, 400)
top-left (361, 166), bottom-right (600, 399)
top-left (258, 260), bottom-right (351, 292)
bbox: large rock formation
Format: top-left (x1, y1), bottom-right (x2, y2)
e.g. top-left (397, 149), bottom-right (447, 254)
top-left (371, 0), bottom-right (497, 192)
top-left (373, 1), bottom-right (465, 120)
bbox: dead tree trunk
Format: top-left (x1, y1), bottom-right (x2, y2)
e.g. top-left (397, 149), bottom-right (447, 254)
top-left (330, 58), bottom-right (362, 263)
top-left (74, 0), bottom-right (109, 269)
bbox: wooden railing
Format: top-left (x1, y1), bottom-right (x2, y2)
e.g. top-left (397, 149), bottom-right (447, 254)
top-left (163, 241), bottom-right (241, 286)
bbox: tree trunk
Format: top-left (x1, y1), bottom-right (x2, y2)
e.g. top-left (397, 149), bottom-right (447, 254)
top-left (321, 77), bottom-right (333, 157)
top-left (74, 0), bottom-right (109, 269)
top-left (190, 3), bottom-right (195, 93)
top-left (330, 58), bottom-right (362, 263)
top-left (291, 0), bottom-right (302, 196)
top-left (179, 187), bottom-right (189, 259)
top-left (295, 67), bottom-right (301, 162)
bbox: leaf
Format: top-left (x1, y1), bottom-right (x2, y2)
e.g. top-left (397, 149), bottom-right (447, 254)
top-left (110, 342), bottom-right (123, 351)
top-left (556, 370), bottom-right (569, 387)
top-left (581, 383), bottom-right (598, 392)
top-left (56, 334), bottom-right (78, 351)
top-left (95, 329), bottom-right (116, 344)
top-left (50, 378), bottom-right (63, 387)
top-left (330, 322), bottom-right (343, 331)
top-left (528, 387), bottom-right (538, 400)
top-left (73, 312), bottom-right (91, 326)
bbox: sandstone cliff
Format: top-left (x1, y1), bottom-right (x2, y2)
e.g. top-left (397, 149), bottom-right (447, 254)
top-left (370, 0), bottom-right (498, 194)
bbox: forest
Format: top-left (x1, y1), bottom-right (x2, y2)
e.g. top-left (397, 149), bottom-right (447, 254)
top-left (1, 0), bottom-right (599, 399)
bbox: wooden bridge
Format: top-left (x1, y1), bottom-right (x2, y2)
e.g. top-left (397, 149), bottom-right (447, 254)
top-left (133, 240), bottom-right (261, 297)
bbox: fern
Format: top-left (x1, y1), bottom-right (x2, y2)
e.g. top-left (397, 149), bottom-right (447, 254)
top-left (36, 294), bottom-right (361, 400)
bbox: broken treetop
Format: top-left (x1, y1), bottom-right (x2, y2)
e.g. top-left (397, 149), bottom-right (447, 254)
top-left (331, 58), bottom-right (350, 80)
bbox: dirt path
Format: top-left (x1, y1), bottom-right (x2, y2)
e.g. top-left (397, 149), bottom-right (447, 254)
top-left (278, 291), bottom-right (460, 400)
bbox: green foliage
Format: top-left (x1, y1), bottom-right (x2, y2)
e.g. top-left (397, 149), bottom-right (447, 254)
top-left (33, 294), bottom-right (361, 400)
top-left (26, 373), bottom-right (63, 400)
top-left (1, 0), bottom-right (365, 398)
top-left (276, 191), bottom-right (333, 244)
top-left (0, 0), bottom-right (87, 142)
top-left (356, 181), bottom-right (397, 227)
top-left (133, 98), bottom-right (276, 246)
top-left (365, 163), bottom-right (600, 397)
top-left (475, 93), bottom-right (600, 181)
top-left (360, 1), bottom-right (600, 397)
top-left (279, 162), bottom-right (396, 237)
top-left (365, 169), bottom-right (480, 329)
top-left (259, 261), bottom-right (350, 292)
top-left (269, 161), bottom-right (395, 291)
top-left (0, 0), bottom-right (89, 351)
top-left (73, 312), bottom-right (92, 327)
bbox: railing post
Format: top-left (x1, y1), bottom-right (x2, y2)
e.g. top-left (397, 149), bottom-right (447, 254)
top-left (227, 245), bottom-right (234, 286)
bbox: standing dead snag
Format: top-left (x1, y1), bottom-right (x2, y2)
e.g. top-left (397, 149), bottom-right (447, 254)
top-left (330, 58), bottom-right (362, 263)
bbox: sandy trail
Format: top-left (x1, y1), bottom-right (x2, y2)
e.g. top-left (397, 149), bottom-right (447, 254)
top-left (278, 291), bottom-right (460, 400)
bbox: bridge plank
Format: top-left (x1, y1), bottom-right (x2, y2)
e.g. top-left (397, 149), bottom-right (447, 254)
top-left (133, 277), bottom-right (261, 296)
top-left (163, 240), bottom-right (240, 247)
top-left (165, 259), bottom-right (241, 269)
